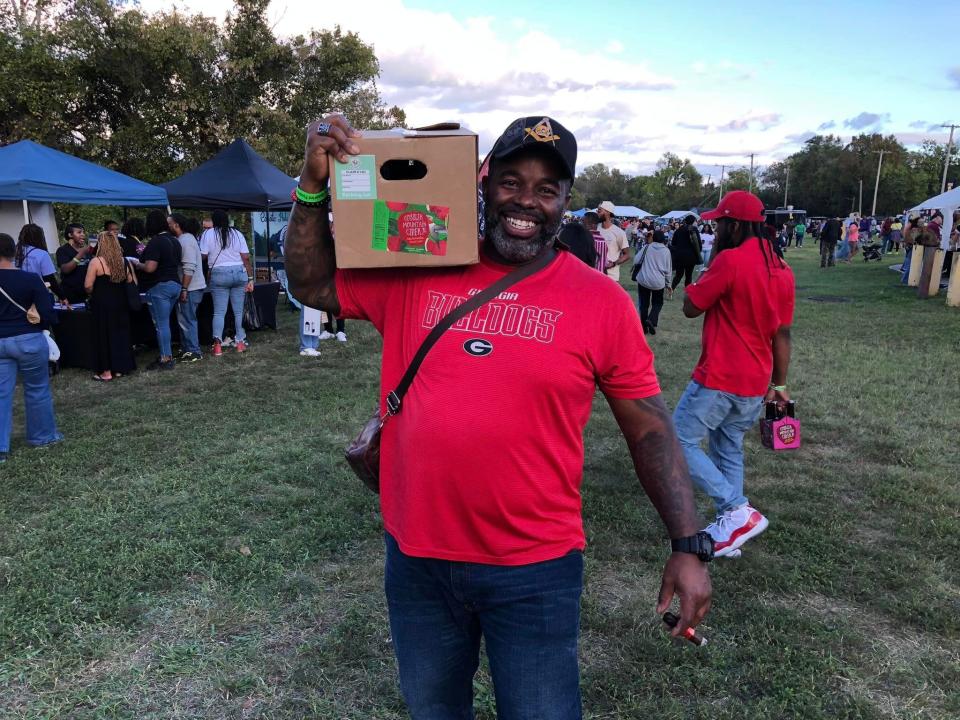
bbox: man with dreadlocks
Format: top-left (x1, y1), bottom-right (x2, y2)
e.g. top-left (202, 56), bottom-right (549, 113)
top-left (672, 191), bottom-right (795, 558)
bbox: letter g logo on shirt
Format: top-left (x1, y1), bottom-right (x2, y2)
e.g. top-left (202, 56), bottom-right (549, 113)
top-left (463, 338), bottom-right (494, 357)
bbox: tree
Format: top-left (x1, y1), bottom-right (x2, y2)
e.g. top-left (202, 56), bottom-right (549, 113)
top-left (0, 0), bottom-right (405, 183)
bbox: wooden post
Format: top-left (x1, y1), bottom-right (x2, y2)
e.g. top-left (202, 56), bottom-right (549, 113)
top-left (917, 246), bottom-right (939, 298)
top-left (926, 249), bottom-right (945, 297)
top-left (947, 254), bottom-right (960, 307)
top-left (907, 246), bottom-right (924, 286)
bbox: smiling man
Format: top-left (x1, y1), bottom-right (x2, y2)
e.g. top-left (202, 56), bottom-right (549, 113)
top-left (285, 114), bottom-right (711, 720)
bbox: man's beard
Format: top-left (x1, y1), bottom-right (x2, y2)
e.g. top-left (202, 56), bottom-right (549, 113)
top-left (485, 206), bottom-right (560, 263)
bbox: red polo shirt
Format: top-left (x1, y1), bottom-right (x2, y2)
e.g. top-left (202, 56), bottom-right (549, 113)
top-left (685, 238), bottom-right (795, 397)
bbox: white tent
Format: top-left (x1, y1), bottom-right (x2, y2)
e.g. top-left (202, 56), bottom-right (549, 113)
top-left (659, 210), bottom-right (700, 221)
top-left (909, 186), bottom-right (959, 249)
top-left (613, 205), bottom-right (653, 218)
top-left (0, 201), bottom-right (59, 251)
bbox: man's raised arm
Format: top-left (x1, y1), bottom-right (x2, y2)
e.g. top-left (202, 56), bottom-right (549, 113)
top-left (285, 115), bottom-right (362, 314)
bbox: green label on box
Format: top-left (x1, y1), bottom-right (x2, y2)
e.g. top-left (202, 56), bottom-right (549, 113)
top-left (334, 155), bottom-right (377, 200)
top-left (371, 201), bottom-right (449, 256)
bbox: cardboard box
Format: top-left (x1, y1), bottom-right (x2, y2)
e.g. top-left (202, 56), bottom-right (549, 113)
top-left (331, 125), bottom-right (479, 269)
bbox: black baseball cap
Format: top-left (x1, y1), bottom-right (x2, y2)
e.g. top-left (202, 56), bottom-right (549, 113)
top-left (486, 116), bottom-right (577, 181)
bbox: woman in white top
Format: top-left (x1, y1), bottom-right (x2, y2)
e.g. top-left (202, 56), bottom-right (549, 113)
top-left (199, 210), bottom-right (254, 356)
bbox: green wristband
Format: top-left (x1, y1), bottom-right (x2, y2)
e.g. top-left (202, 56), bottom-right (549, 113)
top-left (769, 384), bottom-right (787, 392)
top-left (294, 186), bottom-right (329, 204)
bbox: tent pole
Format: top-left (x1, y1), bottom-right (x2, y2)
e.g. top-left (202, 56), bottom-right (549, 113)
top-left (22, 199), bottom-right (29, 224)
top-left (264, 209), bottom-right (271, 282)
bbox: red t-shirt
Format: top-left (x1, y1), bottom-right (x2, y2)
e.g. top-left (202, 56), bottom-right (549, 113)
top-left (337, 250), bottom-right (660, 565)
top-left (684, 238), bottom-right (795, 397)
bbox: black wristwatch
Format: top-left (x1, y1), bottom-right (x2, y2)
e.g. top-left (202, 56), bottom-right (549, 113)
top-left (671, 532), bottom-right (714, 562)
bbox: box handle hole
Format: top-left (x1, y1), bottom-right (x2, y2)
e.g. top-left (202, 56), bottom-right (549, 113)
top-left (380, 159), bottom-right (427, 181)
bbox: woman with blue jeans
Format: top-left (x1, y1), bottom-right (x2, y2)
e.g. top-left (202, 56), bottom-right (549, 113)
top-left (0, 233), bottom-right (62, 463)
top-left (136, 211), bottom-right (183, 370)
top-left (199, 210), bottom-right (253, 356)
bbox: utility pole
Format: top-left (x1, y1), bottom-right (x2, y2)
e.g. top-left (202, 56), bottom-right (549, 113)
top-left (749, 153), bottom-right (755, 193)
top-left (718, 164), bottom-right (726, 199)
top-left (871, 150), bottom-right (885, 216)
top-left (783, 163), bottom-right (790, 207)
top-left (941, 123), bottom-right (958, 194)
top-left (858, 179), bottom-right (863, 216)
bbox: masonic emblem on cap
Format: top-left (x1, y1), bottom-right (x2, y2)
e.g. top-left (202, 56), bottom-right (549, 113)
top-left (524, 118), bottom-right (561, 144)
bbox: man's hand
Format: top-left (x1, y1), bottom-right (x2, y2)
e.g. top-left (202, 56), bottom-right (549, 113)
top-left (764, 386), bottom-right (790, 405)
top-left (299, 114), bottom-right (363, 193)
top-left (656, 553), bottom-right (712, 638)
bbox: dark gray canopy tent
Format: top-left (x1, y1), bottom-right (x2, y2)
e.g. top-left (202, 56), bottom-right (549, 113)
top-left (161, 139), bottom-right (296, 272)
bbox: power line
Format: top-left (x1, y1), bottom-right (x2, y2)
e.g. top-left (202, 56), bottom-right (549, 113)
top-left (941, 123), bottom-right (958, 194)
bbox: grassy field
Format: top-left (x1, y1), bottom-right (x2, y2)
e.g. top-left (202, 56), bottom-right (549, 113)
top-left (1, 246), bottom-right (958, 719)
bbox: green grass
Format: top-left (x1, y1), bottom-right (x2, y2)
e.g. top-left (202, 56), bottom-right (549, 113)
top-left (1, 247), bottom-right (958, 719)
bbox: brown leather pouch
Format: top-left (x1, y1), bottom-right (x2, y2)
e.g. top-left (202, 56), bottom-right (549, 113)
top-left (344, 409), bottom-right (384, 494)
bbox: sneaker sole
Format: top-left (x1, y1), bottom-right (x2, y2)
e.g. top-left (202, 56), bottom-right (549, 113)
top-left (715, 514), bottom-right (769, 557)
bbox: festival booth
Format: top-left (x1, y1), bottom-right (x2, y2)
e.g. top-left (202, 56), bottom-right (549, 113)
top-left (159, 138), bottom-right (295, 350)
top-left (908, 186), bottom-right (960, 305)
top-left (161, 138), bottom-right (295, 272)
top-left (0, 139), bottom-right (169, 249)
top-left (613, 205), bottom-right (654, 219)
top-left (659, 210), bottom-right (700, 222)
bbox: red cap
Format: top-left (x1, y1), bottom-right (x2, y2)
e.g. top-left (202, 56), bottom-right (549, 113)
top-left (701, 190), bottom-right (765, 222)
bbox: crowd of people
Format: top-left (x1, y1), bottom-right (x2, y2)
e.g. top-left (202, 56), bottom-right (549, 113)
top-left (0, 210), bottom-right (260, 461)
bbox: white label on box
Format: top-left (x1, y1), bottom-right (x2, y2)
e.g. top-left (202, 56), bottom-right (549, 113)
top-left (335, 155), bottom-right (377, 200)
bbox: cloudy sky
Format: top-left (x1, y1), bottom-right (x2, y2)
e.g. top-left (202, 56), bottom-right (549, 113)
top-left (141, 0), bottom-right (958, 177)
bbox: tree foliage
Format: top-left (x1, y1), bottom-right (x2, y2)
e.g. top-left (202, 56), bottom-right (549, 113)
top-left (0, 0), bottom-right (405, 182)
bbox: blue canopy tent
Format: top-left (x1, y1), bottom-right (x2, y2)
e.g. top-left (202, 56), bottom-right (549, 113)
top-left (0, 139), bottom-right (169, 250)
top-left (0, 139), bottom-right (170, 206)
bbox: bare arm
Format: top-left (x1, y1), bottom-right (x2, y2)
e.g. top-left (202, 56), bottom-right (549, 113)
top-left (606, 394), bottom-right (700, 538)
top-left (683, 295), bottom-right (703, 318)
top-left (765, 325), bottom-right (792, 403)
top-left (285, 115), bottom-right (362, 314)
top-left (605, 393), bottom-right (712, 636)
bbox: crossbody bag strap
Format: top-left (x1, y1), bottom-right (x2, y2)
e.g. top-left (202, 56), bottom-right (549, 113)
top-left (0, 283), bottom-right (29, 314)
top-left (385, 248), bottom-right (558, 416)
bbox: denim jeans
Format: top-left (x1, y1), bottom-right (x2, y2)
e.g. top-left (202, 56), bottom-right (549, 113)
top-left (901, 246), bottom-right (913, 284)
top-left (0, 332), bottom-right (63, 453)
top-left (210, 266), bottom-right (247, 343)
top-left (299, 305), bottom-right (318, 351)
top-left (385, 534), bottom-right (584, 720)
top-left (672, 381), bottom-right (763, 515)
top-left (146, 281), bottom-right (181, 358)
top-left (176, 289), bottom-right (204, 355)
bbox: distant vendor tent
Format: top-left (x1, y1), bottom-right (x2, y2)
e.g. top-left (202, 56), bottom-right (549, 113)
top-left (659, 210), bottom-right (700, 222)
top-left (569, 206), bottom-right (653, 219)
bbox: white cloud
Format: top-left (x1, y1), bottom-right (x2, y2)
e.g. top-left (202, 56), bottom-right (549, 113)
top-left (131, 1), bottom-right (942, 174)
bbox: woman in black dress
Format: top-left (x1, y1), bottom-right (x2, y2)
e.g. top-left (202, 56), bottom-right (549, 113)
top-left (83, 231), bottom-right (137, 381)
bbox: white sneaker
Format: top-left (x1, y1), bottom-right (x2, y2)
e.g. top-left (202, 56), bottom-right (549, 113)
top-left (335, 331), bottom-right (347, 343)
top-left (299, 348), bottom-right (320, 357)
top-left (318, 331), bottom-right (334, 341)
top-left (704, 505), bottom-right (768, 557)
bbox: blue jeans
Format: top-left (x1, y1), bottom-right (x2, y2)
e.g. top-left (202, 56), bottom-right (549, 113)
top-left (299, 306), bottom-right (318, 351)
top-left (176, 289), bottom-right (204, 355)
top-left (385, 534), bottom-right (583, 720)
top-left (210, 266), bottom-right (247, 343)
top-left (146, 281), bottom-right (181, 358)
top-left (901, 246), bottom-right (913, 284)
top-left (835, 238), bottom-right (850, 261)
top-left (672, 381), bottom-right (763, 515)
top-left (0, 332), bottom-right (63, 453)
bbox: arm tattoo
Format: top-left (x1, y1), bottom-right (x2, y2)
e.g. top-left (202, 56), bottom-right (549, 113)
top-left (611, 394), bottom-right (700, 538)
top-left (284, 204), bottom-right (341, 314)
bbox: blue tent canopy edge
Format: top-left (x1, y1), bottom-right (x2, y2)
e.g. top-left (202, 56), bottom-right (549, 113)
top-left (0, 140), bottom-right (169, 206)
